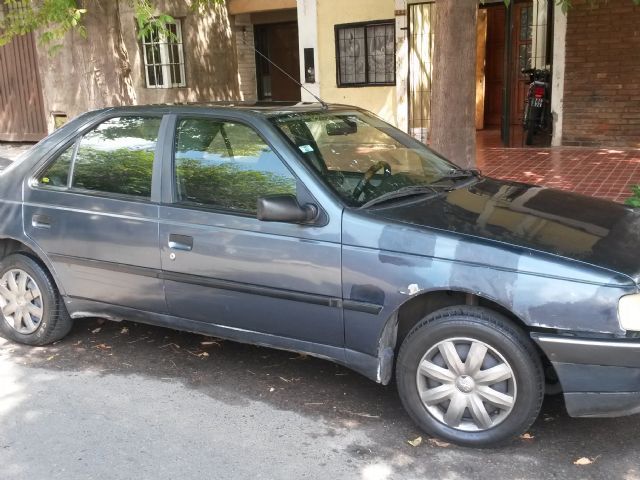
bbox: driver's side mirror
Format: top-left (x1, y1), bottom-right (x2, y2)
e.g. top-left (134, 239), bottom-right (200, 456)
top-left (257, 194), bottom-right (319, 224)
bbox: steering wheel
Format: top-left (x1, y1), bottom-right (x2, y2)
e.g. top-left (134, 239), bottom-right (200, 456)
top-left (352, 161), bottom-right (392, 200)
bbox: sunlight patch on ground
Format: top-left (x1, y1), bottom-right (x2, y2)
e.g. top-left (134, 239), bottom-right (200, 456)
top-left (0, 354), bottom-right (26, 418)
top-left (361, 463), bottom-right (393, 480)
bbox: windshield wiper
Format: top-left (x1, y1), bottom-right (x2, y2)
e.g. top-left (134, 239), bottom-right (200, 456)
top-left (439, 168), bottom-right (481, 179)
top-left (430, 168), bottom-right (481, 190)
top-left (360, 185), bottom-right (440, 209)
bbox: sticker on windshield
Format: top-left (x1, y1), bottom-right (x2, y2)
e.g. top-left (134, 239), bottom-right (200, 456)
top-left (299, 145), bottom-right (314, 153)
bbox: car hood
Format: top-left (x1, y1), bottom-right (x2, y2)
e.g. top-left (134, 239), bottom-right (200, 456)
top-left (369, 177), bottom-right (640, 285)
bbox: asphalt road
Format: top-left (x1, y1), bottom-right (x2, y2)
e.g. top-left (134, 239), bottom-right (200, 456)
top-left (1, 319), bottom-right (639, 480)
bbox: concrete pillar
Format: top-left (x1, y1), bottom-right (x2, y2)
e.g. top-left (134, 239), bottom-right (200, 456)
top-left (551, 3), bottom-right (566, 146)
top-left (296, 0), bottom-right (321, 102)
top-left (233, 14), bottom-right (258, 102)
top-left (395, 0), bottom-right (409, 133)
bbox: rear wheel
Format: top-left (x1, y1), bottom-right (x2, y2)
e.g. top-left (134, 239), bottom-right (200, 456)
top-left (396, 306), bottom-right (544, 447)
top-left (0, 254), bottom-right (73, 345)
top-left (525, 106), bottom-right (538, 146)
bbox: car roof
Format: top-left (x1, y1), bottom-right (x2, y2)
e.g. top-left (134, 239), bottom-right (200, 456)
top-left (91, 102), bottom-right (360, 118)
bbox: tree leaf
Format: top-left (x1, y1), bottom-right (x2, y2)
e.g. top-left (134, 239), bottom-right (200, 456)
top-left (407, 436), bottom-right (423, 447)
top-left (573, 457), bottom-right (593, 466)
top-left (428, 438), bottom-right (451, 448)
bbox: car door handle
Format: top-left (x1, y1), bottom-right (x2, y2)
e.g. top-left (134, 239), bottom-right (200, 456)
top-left (168, 234), bottom-right (193, 252)
top-left (31, 214), bottom-right (51, 229)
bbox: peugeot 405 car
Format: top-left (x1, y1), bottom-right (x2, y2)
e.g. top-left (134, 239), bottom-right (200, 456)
top-left (1, 104), bottom-right (639, 447)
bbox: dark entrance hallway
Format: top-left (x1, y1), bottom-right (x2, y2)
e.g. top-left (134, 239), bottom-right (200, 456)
top-left (254, 22), bottom-right (301, 102)
top-left (483, 4), bottom-right (506, 129)
top-left (477, 1), bottom-right (552, 147)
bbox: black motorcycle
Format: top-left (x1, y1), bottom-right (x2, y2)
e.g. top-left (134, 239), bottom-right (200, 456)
top-left (522, 68), bottom-right (551, 146)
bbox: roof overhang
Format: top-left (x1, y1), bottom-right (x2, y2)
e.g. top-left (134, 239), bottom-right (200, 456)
top-left (227, 0), bottom-right (296, 15)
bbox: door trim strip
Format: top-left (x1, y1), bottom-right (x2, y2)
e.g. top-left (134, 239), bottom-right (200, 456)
top-left (48, 254), bottom-right (383, 314)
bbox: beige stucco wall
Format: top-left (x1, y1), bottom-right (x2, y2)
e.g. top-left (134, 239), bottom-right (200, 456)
top-left (316, 0), bottom-right (398, 125)
top-left (36, 0), bottom-right (241, 132)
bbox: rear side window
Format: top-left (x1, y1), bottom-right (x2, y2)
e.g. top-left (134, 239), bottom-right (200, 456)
top-left (73, 117), bottom-right (160, 198)
top-left (174, 118), bottom-right (296, 214)
top-left (37, 144), bottom-right (74, 188)
top-left (36, 116), bottom-right (161, 199)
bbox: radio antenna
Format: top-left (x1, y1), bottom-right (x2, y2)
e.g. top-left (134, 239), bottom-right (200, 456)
top-left (250, 42), bottom-right (328, 110)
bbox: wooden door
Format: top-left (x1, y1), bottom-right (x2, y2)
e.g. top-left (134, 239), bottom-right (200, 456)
top-left (483, 5), bottom-right (506, 127)
top-left (0, 31), bottom-right (47, 141)
top-left (255, 22), bottom-right (301, 102)
top-left (510, 2), bottom-right (533, 126)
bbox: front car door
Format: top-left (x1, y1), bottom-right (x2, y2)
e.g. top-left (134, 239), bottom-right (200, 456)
top-left (23, 114), bottom-right (166, 315)
top-left (157, 112), bottom-right (344, 354)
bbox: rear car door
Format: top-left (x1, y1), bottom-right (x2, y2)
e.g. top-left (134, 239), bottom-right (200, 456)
top-left (158, 114), bottom-right (344, 348)
top-left (23, 115), bottom-right (166, 314)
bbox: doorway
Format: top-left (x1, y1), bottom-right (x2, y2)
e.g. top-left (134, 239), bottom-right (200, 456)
top-left (478, 0), bottom-right (552, 147)
top-left (407, 1), bottom-right (551, 147)
top-left (482, 4), bottom-right (506, 129)
top-left (254, 22), bottom-right (301, 102)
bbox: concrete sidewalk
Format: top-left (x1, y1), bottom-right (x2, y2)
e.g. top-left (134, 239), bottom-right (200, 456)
top-left (0, 143), bottom-right (32, 169)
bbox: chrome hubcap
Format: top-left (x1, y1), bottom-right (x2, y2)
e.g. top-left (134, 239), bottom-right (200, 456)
top-left (416, 337), bottom-right (517, 432)
top-left (0, 269), bottom-right (44, 334)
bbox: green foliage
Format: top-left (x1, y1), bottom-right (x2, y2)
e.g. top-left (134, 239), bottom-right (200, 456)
top-left (176, 159), bottom-right (297, 213)
top-left (0, 0), bottom-right (86, 48)
top-left (626, 185), bottom-right (640, 208)
top-left (73, 147), bottom-right (155, 198)
top-left (39, 145), bottom-right (296, 212)
top-left (0, 0), bottom-right (222, 50)
top-left (38, 143), bottom-right (73, 187)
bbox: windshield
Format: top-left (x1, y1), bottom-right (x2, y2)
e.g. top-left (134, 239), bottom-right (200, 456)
top-left (270, 110), bottom-right (461, 207)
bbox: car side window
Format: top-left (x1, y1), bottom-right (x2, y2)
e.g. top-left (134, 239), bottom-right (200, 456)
top-left (174, 118), bottom-right (297, 214)
top-left (72, 116), bottom-right (161, 198)
top-left (35, 116), bottom-right (161, 199)
top-left (37, 143), bottom-right (74, 188)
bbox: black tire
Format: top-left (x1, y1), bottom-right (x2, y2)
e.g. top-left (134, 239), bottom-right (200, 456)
top-left (525, 106), bottom-right (538, 146)
top-left (396, 306), bottom-right (544, 448)
top-left (0, 253), bottom-right (73, 346)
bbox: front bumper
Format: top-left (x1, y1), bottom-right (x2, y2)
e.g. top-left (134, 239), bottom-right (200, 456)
top-left (532, 334), bottom-right (640, 417)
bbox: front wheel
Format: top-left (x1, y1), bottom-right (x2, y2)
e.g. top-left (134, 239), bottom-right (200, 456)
top-left (396, 306), bottom-right (544, 447)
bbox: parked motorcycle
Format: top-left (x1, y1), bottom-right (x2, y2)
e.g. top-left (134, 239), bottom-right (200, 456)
top-left (522, 68), bottom-right (551, 146)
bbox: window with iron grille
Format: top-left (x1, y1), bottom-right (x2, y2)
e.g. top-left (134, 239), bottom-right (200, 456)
top-left (141, 20), bottom-right (186, 89)
top-left (335, 21), bottom-right (395, 87)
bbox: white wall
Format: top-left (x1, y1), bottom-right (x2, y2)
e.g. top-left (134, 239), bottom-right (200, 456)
top-left (551, 3), bottom-right (566, 146)
top-left (396, 0), bottom-right (409, 133)
top-left (296, 0), bottom-right (321, 102)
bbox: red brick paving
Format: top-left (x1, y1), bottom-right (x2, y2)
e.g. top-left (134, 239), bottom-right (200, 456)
top-left (477, 146), bottom-right (640, 204)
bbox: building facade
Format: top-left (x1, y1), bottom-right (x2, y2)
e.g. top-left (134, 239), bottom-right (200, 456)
top-left (0, 0), bottom-right (638, 147)
top-left (1, 0), bottom-right (243, 140)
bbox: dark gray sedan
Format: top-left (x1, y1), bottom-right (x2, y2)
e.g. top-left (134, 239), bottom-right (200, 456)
top-left (1, 104), bottom-right (639, 447)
